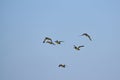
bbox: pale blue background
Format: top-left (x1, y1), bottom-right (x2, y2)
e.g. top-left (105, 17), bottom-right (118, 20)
top-left (1, 0), bottom-right (120, 80)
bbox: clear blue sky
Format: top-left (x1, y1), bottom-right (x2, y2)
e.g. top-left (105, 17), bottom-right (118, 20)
top-left (1, 0), bottom-right (120, 80)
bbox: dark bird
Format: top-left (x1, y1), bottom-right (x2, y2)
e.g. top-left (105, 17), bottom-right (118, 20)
top-left (81, 33), bottom-right (92, 41)
top-left (43, 37), bottom-right (52, 43)
top-left (46, 40), bottom-right (55, 45)
top-left (58, 64), bottom-right (66, 68)
top-left (55, 40), bottom-right (64, 44)
top-left (74, 45), bottom-right (84, 50)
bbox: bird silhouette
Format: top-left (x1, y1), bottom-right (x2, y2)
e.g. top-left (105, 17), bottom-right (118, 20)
top-left (55, 40), bottom-right (64, 44)
top-left (43, 37), bottom-right (52, 43)
top-left (74, 45), bottom-right (84, 50)
top-left (58, 64), bottom-right (66, 68)
top-left (46, 40), bottom-right (55, 45)
top-left (81, 33), bottom-right (92, 41)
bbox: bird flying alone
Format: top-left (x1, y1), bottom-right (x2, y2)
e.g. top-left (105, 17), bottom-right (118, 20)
top-left (55, 40), bottom-right (64, 44)
top-left (74, 45), bottom-right (84, 50)
top-left (58, 64), bottom-right (66, 68)
top-left (43, 37), bottom-right (52, 43)
top-left (81, 33), bottom-right (92, 41)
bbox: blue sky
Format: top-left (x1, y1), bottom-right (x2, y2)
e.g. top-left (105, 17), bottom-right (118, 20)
top-left (1, 0), bottom-right (120, 80)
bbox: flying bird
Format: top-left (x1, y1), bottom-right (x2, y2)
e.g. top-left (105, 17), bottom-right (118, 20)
top-left (81, 33), bottom-right (92, 41)
top-left (43, 37), bottom-right (52, 43)
top-left (74, 45), bottom-right (84, 50)
top-left (55, 40), bottom-right (64, 44)
top-left (58, 64), bottom-right (66, 68)
top-left (46, 40), bottom-right (55, 45)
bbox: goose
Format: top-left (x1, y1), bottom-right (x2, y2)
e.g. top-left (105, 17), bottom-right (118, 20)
top-left (74, 45), bottom-right (84, 50)
top-left (46, 40), bottom-right (55, 45)
top-left (43, 37), bottom-right (52, 43)
top-left (58, 64), bottom-right (65, 68)
top-left (55, 40), bottom-right (64, 44)
top-left (81, 33), bottom-right (92, 41)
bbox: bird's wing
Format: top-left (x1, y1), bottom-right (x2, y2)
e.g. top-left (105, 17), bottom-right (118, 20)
top-left (46, 37), bottom-right (52, 41)
top-left (73, 45), bottom-right (77, 48)
top-left (43, 37), bottom-right (52, 43)
top-left (87, 35), bottom-right (92, 41)
top-left (81, 33), bottom-right (92, 41)
top-left (78, 45), bottom-right (84, 48)
top-left (59, 41), bottom-right (64, 42)
top-left (59, 64), bottom-right (62, 67)
top-left (74, 45), bottom-right (76, 47)
top-left (55, 40), bottom-right (58, 43)
top-left (43, 38), bottom-right (46, 43)
top-left (81, 33), bottom-right (87, 36)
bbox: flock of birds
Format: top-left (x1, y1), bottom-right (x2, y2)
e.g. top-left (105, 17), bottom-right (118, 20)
top-left (43, 33), bottom-right (92, 68)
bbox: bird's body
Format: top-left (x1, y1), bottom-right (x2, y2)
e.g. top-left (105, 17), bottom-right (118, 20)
top-left (74, 45), bottom-right (84, 50)
top-left (81, 33), bottom-right (92, 41)
top-left (43, 37), bottom-right (52, 43)
top-left (58, 64), bottom-right (66, 68)
top-left (46, 40), bottom-right (55, 45)
top-left (55, 40), bottom-right (64, 44)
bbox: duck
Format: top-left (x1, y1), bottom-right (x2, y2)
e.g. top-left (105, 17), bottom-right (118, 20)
top-left (58, 64), bottom-right (66, 68)
top-left (43, 37), bottom-right (52, 43)
top-left (81, 33), bottom-right (92, 41)
top-left (74, 45), bottom-right (84, 50)
top-left (55, 40), bottom-right (64, 44)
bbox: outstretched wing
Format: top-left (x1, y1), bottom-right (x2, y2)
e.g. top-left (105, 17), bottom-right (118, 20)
top-left (43, 37), bottom-right (52, 43)
top-left (43, 38), bottom-right (46, 43)
top-left (55, 40), bottom-right (59, 43)
top-left (58, 64), bottom-right (62, 67)
top-left (58, 64), bottom-right (65, 68)
top-left (73, 45), bottom-right (77, 48)
top-left (81, 33), bottom-right (92, 41)
top-left (87, 35), bottom-right (92, 41)
top-left (78, 45), bottom-right (84, 48)
top-left (59, 41), bottom-right (64, 42)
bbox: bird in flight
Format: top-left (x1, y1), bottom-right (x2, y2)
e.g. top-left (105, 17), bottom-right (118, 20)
top-left (46, 40), bottom-right (55, 45)
top-left (74, 45), bottom-right (84, 50)
top-left (81, 33), bottom-right (92, 41)
top-left (43, 37), bottom-right (52, 43)
top-left (58, 64), bottom-right (66, 68)
top-left (55, 40), bottom-right (64, 44)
